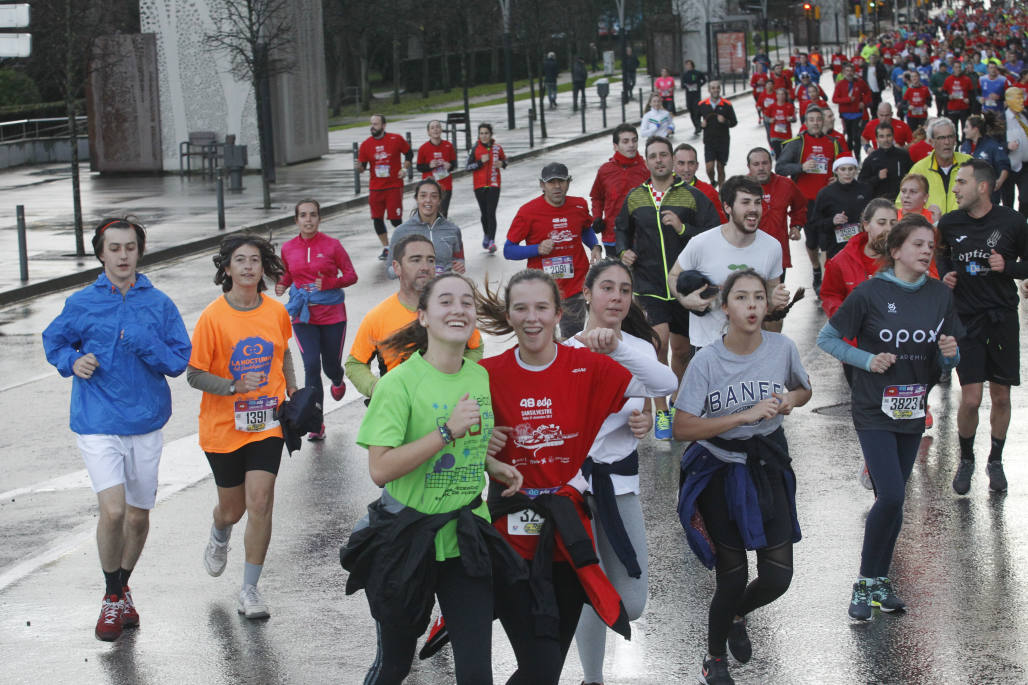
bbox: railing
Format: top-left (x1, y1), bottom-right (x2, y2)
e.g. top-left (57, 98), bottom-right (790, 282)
top-left (0, 117), bottom-right (89, 143)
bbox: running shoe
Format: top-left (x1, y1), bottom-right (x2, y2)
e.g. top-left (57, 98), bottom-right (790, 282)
top-left (812, 270), bottom-right (822, 299)
top-left (924, 407), bottom-right (933, 430)
top-left (488, 240), bottom-right (497, 254)
top-left (987, 461), bottom-right (1008, 493)
top-left (308, 424), bottom-right (326, 441)
top-left (952, 458), bottom-right (974, 495)
top-left (203, 524), bottom-right (231, 577)
top-left (727, 617), bottom-right (752, 664)
top-left (120, 586), bottom-right (139, 628)
top-left (418, 614), bottom-right (450, 659)
top-left (95, 594), bottom-right (124, 641)
top-left (871, 577), bottom-right (906, 612)
top-left (848, 580), bottom-right (873, 621)
top-left (238, 584), bottom-right (270, 619)
top-left (377, 248), bottom-right (389, 261)
top-left (330, 382), bottom-right (346, 401)
top-left (700, 655), bottom-right (734, 684)
top-left (654, 410), bottom-right (672, 440)
top-left (859, 463), bottom-right (874, 490)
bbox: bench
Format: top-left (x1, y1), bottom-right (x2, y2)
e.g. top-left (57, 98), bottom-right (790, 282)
top-left (445, 112), bottom-right (470, 151)
top-left (179, 131), bottom-right (221, 175)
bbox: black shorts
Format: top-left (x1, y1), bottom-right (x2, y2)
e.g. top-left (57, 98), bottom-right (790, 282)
top-left (638, 295), bottom-right (690, 337)
top-left (956, 311), bottom-right (1020, 386)
top-left (803, 200), bottom-right (819, 250)
top-left (205, 436), bottom-right (284, 488)
top-left (704, 139), bottom-right (730, 165)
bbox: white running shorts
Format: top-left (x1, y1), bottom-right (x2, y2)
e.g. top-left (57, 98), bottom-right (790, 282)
top-left (76, 430), bottom-right (163, 509)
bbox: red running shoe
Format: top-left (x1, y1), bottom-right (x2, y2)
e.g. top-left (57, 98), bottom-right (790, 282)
top-left (95, 594), bottom-right (123, 641)
top-left (308, 424), bottom-right (326, 441)
top-left (330, 382), bottom-right (346, 401)
top-left (121, 586), bottom-right (139, 628)
top-left (925, 406), bottom-right (933, 429)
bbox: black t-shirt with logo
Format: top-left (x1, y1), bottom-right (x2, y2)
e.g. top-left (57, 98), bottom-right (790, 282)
top-left (830, 275), bottom-right (964, 433)
top-left (938, 205), bottom-right (1028, 317)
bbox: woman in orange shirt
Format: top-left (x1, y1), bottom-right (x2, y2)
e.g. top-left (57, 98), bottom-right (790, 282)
top-left (897, 173), bottom-right (940, 278)
top-left (187, 235), bottom-right (297, 620)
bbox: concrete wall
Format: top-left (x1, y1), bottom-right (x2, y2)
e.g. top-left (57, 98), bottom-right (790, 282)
top-left (139, 0), bottom-right (327, 172)
top-left (0, 138), bottom-right (90, 169)
top-left (675, 0), bottom-right (728, 76)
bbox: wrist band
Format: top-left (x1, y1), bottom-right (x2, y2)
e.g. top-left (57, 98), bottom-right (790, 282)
top-left (438, 423), bottom-right (454, 445)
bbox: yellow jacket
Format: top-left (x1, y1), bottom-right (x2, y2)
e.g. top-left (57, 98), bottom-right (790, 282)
top-left (896, 150), bottom-right (973, 215)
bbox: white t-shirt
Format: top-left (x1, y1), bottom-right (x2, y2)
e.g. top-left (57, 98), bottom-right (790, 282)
top-left (676, 226), bottom-right (783, 348)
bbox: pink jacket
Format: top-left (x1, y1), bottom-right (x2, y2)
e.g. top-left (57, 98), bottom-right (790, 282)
top-left (279, 232), bottom-right (358, 325)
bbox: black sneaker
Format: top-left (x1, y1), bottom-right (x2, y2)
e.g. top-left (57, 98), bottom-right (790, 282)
top-left (727, 617), bottom-right (752, 664)
top-left (849, 579), bottom-right (873, 621)
top-left (952, 458), bottom-right (974, 495)
top-left (700, 655), bottom-right (734, 684)
top-left (871, 577), bottom-right (906, 612)
top-left (377, 248), bottom-right (389, 261)
top-left (812, 269), bottom-right (823, 298)
top-left (987, 461), bottom-right (1008, 492)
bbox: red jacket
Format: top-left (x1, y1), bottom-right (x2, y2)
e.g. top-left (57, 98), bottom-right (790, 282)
top-left (278, 232), bottom-right (358, 325)
top-left (832, 77), bottom-right (871, 117)
top-left (690, 178), bottom-right (727, 223)
top-left (468, 141), bottom-right (506, 189)
top-left (757, 174), bottom-right (807, 269)
top-left (861, 117), bottom-right (913, 148)
top-left (589, 151), bottom-right (650, 243)
top-left (821, 231), bottom-right (879, 318)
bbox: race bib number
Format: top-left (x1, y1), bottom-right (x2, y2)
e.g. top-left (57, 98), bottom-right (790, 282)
top-left (881, 384), bottom-right (926, 420)
top-left (774, 122), bottom-right (787, 133)
top-left (911, 106), bottom-right (925, 116)
top-left (810, 155), bottom-right (828, 174)
top-left (374, 163), bottom-right (392, 178)
top-left (835, 223), bottom-right (860, 243)
top-left (508, 509), bottom-right (545, 536)
top-left (542, 255), bottom-right (573, 279)
top-left (433, 166), bottom-right (449, 180)
top-left (234, 396), bottom-right (280, 433)
top-left (952, 87), bottom-right (963, 100)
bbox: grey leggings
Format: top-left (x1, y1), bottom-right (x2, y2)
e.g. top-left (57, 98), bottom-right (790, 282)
top-left (574, 492), bottom-right (649, 684)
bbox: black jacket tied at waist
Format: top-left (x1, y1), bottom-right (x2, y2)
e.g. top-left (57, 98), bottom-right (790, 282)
top-left (707, 427), bottom-right (791, 523)
top-left (581, 451), bottom-right (642, 578)
top-left (340, 493), bottom-right (527, 634)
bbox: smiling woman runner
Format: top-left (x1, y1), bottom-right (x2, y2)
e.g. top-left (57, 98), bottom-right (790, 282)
top-left (674, 268), bottom-right (812, 685)
top-left (818, 215), bottom-right (963, 622)
top-left (340, 273), bottom-right (524, 685)
top-left (187, 235), bottom-right (296, 620)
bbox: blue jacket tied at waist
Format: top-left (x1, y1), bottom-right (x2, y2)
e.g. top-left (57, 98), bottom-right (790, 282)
top-left (285, 283), bottom-right (346, 324)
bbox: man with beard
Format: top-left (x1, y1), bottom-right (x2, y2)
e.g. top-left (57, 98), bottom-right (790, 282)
top-left (673, 143), bottom-right (727, 222)
top-left (938, 160), bottom-right (1028, 495)
top-left (357, 114), bottom-right (413, 260)
top-left (591, 124), bottom-right (651, 257)
top-left (668, 176), bottom-right (790, 350)
top-left (616, 136), bottom-right (721, 439)
top-left (746, 147), bottom-right (806, 276)
top-left (345, 235), bottom-right (482, 400)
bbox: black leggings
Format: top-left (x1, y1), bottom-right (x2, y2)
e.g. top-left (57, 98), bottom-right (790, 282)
top-left (373, 218), bottom-right (402, 236)
top-left (495, 562), bottom-right (586, 685)
top-left (842, 116), bottom-right (864, 161)
top-left (365, 558), bottom-right (493, 685)
top-left (697, 466), bottom-right (794, 657)
top-left (856, 429), bottom-right (920, 579)
top-left (474, 186), bottom-right (501, 242)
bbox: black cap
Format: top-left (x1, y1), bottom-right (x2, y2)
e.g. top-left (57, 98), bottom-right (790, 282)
top-left (540, 162), bottom-right (570, 181)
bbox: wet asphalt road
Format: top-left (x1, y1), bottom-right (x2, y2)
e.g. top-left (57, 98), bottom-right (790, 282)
top-left (3, 100), bottom-right (1028, 684)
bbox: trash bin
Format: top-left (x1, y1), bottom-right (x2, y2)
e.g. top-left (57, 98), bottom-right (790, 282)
top-left (596, 78), bottom-right (610, 100)
top-left (223, 134), bottom-right (248, 191)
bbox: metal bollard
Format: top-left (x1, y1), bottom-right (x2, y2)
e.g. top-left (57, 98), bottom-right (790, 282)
top-left (405, 132), bottom-right (414, 180)
top-left (601, 97), bottom-right (607, 128)
top-left (621, 95), bottom-right (626, 124)
top-left (16, 204), bottom-right (27, 282)
top-left (638, 88), bottom-right (644, 118)
top-left (528, 107), bottom-right (535, 149)
top-left (352, 141), bottom-right (361, 195)
top-left (580, 101), bottom-right (586, 134)
top-left (217, 175), bottom-right (226, 231)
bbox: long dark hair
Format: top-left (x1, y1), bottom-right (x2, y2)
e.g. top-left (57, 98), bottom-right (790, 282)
top-left (380, 273), bottom-right (480, 358)
top-left (880, 214), bottom-right (934, 271)
top-left (478, 269), bottom-right (562, 337)
top-left (583, 259), bottom-right (660, 351)
top-left (213, 235), bottom-right (285, 292)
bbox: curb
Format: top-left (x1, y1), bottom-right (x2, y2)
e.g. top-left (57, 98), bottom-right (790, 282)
top-left (0, 88), bottom-right (752, 306)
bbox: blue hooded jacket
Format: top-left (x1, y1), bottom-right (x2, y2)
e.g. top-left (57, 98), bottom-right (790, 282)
top-left (42, 273), bottom-right (191, 435)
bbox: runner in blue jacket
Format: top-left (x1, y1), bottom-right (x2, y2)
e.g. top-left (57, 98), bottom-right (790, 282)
top-left (42, 217), bottom-right (191, 642)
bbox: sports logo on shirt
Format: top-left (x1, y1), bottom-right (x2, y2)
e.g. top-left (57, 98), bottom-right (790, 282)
top-left (987, 230), bottom-right (1001, 249)
top-left (887, 303), bottom-right (897, 314)
top-left (512, 422), bottom-right (580, 455)
top-left (229, 336), bottom-right (274, 383)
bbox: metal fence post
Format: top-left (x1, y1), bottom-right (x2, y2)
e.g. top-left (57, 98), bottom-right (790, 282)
top-left (528, 107), bottom-right (535, 148)
top-left (405, 132), bottom-right (414, 180)
top-left (601, 97), bottom-right (607, 128)
top-left (217, 175), bottom-right (226, 231)
top-left (621, 94), bottom-right (626, 123)
top-left (16, 204), bottom-right (28, 282)
top-left (639, 88), bottom-right (644, 118)
top-left (352, 141), bottom-right (361, 195)
top-left (580, 101), bottom-right (586, 133)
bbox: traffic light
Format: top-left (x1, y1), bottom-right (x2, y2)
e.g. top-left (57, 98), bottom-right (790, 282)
top-left (803, 2), bottom-right (813, 19)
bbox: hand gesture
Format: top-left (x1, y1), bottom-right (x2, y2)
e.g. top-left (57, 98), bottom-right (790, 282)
top-left (869, 352), bottom-right (897, 374)
top-left (788, 226), bottom-right (801, 241)
top-left (627, 409), bottom-right (652, 439)
top-left (773, 391), bottom-right (795, 415)
top-left (660, 209), bottom-right (684, 233)
top-left (989, 249), bottom-right (1005, 272)
top-left (274, 282), bottom-right (287, 296)
top-left (486, 455), bottom-right (523, 497)
top-left (313, 277), bottom-right (323, 292)
top-left (770, 283), bottom-right (790, 310)
top-left (73, 353), bottom-right (99, 380)
top-left (681, 284), bottom-right (718, 313)
top-left (590, 245), bottom-right (603, 264)
top-left (446, 393), bottom-right (481, 438)
top-left (538, 238), bottom-right (555, 256)
top-left (574, 327), bottom-right (619, 355)
top-left (928, 204), bottom-right (942, 224)
top-left (802, 159), bottom-right (821, 173)
top-left (238, 371), bottom-right (266, 393)
top-left (487, 425), bottom-right (512, 458)
top-left (479, 153), bottom-right (490, 163)
top-left (742, 397), bottom-right (780, 423)
top-left (621, 249), bottom-right (637, 266)
top-left (938, 334), bottom-right (957, 358)
top-left (833, 212), bottom-right (849, 225)
top-left (878, 168), bottom-right (889, 179)
top-left (942, 271), bottom-right (957, 289)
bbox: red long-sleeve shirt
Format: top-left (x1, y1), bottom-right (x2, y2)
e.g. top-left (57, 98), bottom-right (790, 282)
top-left (278, 232), bottom-right (358, 325)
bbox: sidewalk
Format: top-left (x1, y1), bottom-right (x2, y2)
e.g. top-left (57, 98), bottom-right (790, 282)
top-left (0, 65), bottom-right (762, 306)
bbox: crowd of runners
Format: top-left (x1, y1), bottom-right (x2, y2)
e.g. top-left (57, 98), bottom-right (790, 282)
top-left (39, 1), bottom-right (1028, 684)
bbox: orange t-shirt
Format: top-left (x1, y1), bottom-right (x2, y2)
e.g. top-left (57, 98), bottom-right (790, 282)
top-left (349, 293), bottom-right (482, 372)
top-left (190, 295), bottom-right (292, 453)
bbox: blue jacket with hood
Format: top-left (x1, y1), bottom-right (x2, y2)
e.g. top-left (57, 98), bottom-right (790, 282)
top-left (43, 273), bottom-right (191, 435)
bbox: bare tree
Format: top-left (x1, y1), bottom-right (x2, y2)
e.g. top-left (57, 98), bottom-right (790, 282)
top-left (204, 0), bottom-right (294, 210)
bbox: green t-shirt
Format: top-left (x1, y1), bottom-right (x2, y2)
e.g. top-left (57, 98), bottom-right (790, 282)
top-left (356, 350), bottom-right (494, 561)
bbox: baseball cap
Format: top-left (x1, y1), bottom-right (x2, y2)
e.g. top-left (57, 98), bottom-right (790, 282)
top-left (540, 162), bottom-right (571, 182)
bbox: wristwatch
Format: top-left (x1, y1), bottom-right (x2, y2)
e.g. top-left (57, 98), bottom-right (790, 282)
top-left (438, 423), bottom-right (454, 445)
top-left (229, 381), bottom-right (236, 395)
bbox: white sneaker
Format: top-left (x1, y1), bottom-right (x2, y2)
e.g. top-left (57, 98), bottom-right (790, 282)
top-left (238, 584), bottom-right (270, 619)
top-left (203, 524), bottom-right (231, 577)
top-left (859, 463), bottom-right (874, 491)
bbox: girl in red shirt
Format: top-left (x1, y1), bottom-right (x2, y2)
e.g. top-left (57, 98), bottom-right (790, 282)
top-left (465, 123), bottom-right (507, 253)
